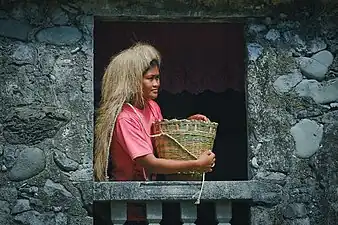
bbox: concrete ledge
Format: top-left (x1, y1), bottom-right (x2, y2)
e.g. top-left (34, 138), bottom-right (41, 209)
top-left (94, 180), bottom-right (282, 203)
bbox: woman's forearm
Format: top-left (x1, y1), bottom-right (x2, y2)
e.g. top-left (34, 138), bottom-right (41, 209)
top-left (136, 154), bottom-right (200, 174)
top-left (150, 158), bottom-right (200, 174)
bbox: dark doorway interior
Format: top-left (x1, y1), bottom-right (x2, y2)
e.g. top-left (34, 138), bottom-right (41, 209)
top-left (94, 19), bottom-right (249, 225)
top-left (157, 90), bottom-right (249, 225)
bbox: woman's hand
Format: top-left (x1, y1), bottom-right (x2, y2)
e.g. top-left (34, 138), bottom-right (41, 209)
top-left (187, 114), bottom-right (210, 122)
top-left (196, 150), bottom-right (216, 173)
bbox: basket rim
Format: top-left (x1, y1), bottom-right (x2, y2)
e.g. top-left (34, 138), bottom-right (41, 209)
top-left (154, 119), bottom-right (218, 127)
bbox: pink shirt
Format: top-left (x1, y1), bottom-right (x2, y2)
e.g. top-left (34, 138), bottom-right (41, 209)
top-left (109, 100), bottom-right (163, 221)
top-left (110, 100), bottom-right (163, 181)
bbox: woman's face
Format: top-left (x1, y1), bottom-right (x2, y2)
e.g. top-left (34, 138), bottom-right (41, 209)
top-left (142, 66), bottom-right (160, 100)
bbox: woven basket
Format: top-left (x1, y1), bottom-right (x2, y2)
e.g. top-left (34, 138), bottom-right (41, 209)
top-left (152, 119), bottom-right (218, 180)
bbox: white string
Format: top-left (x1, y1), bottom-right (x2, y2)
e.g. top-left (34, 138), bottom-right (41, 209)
top-left (194, 172), bottom-right (205, 205)
top-left (152, 132), bottom-right (198, 159)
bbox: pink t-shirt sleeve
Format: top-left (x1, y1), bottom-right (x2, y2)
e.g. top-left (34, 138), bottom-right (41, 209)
top-left (115, 117), bottom-right (153, 160)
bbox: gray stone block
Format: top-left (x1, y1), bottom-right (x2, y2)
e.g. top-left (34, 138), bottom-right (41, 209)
top-left (290, 119), bottom-right (323, 159)
top-left (3, 106), bottom-right (71, 145)
top-left (0, 19), bottom-right (32, 41)
top-left (35, 26), bottom-right (82, 46)
top-left (8, 147), bottom-right (46, 181)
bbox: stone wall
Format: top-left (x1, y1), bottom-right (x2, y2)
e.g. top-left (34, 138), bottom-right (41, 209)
top-left (0, 0), bottom-right (337, 224)
top-left (246, 8), bottom-right (338, 225)
top-left (0, 1), bottom-right (94, 224)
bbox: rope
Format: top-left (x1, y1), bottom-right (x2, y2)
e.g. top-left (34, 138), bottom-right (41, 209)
top-left (151, 132), bottom-right (198, 159)
top-left (126, 103), bottom-right (205, 204)
top-left (194, 172), bottom-right (205, 205)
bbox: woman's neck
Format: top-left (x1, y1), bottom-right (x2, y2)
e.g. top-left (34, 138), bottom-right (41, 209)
top-left (133, 100), bottom-right (148, 110)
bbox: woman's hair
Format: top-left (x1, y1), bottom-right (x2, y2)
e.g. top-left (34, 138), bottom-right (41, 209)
top-left (94, 42), bottom-right (161, 181)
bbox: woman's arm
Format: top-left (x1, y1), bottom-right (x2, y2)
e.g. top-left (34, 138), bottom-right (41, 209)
top-left (135, 150), bottom-right (215, 174)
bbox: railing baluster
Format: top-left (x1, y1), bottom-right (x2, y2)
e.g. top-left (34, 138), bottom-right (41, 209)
top-left (111, 201), bottom-right (127, 225)
top-left (146, 201), bottom-right (162, 225)
top-left (180, 201), bottom-right (197, 225)
top-left (215, 201), bottom-right (232, 225)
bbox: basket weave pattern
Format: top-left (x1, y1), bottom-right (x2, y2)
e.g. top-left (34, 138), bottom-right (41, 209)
top-left (152, 119), bottom-right (218, 178)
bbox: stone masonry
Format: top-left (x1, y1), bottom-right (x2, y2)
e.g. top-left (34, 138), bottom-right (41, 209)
top-left (0, 0), bottom-right (337, 224)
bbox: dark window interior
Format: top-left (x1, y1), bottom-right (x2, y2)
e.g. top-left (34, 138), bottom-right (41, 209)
top-left (94, 19), bottom-right (249, 225)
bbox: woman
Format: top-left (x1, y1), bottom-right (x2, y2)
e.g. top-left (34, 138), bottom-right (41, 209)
top-left (94, 43), bottom-right (216, 224)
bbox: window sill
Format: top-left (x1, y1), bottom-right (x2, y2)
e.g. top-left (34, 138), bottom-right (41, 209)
top-left (94, 180), bottom-right (281, 203)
